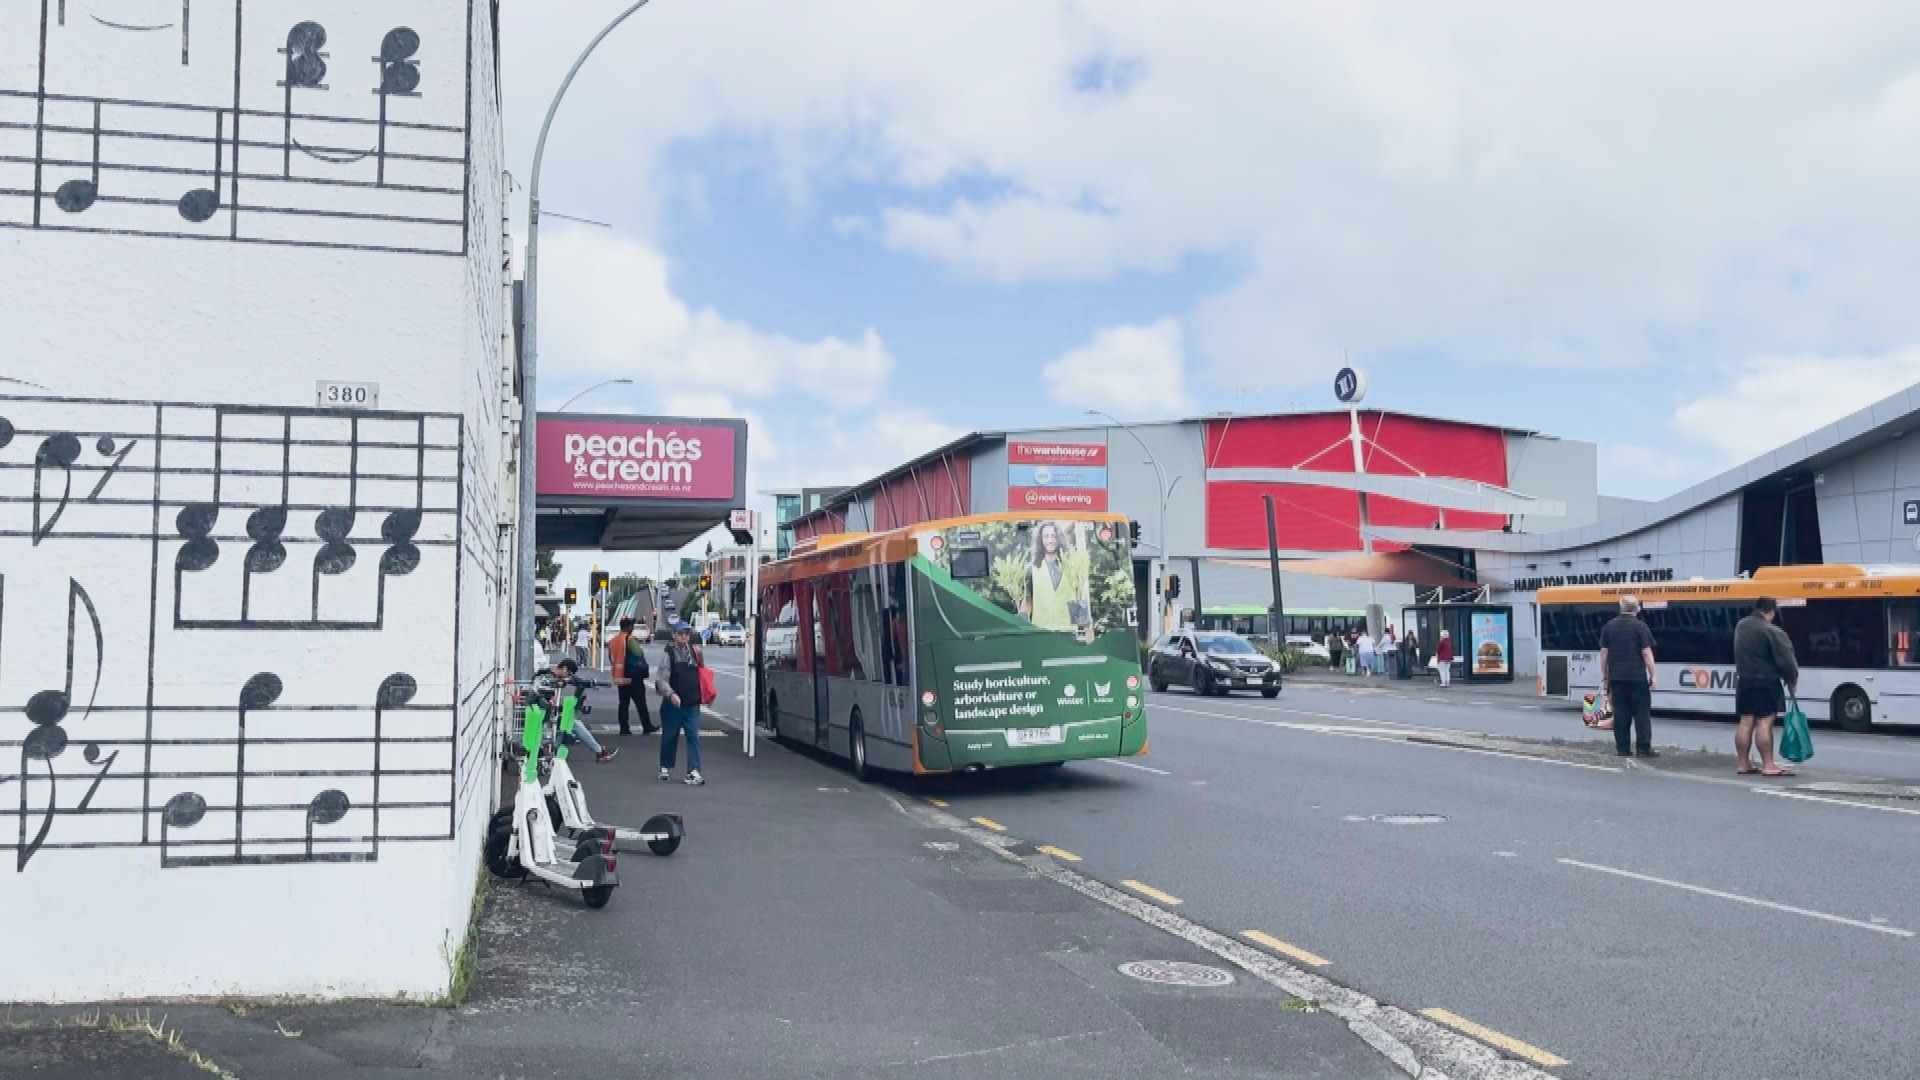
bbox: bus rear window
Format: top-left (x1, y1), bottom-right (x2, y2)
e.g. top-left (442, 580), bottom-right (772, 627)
top-left (948, 547), bottom-right (990, 579)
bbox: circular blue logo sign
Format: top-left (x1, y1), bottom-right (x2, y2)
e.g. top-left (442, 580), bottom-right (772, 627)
top-left (1334, 367), bottom-right (1366, 403)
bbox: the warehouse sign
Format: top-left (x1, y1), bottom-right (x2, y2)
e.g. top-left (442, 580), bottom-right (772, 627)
top-left (1008, 440), bottom-right (1109, 511)
top-left (1509, 567), bottom-right (1676, 592)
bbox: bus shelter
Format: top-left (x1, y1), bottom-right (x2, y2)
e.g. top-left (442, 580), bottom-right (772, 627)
top-left (1400, 603), bottom-right (1516, 684)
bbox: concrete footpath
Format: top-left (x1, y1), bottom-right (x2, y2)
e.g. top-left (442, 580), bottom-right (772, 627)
top-left (2, 677), bottom-right (1401, 1080)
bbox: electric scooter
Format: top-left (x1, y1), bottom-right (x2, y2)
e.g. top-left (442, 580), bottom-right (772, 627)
top-left (542, 673), bottom-right (685, 856)
top-left (485, 674), bottom-right (619, 908)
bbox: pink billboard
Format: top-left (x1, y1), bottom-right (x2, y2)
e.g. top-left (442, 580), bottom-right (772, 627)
top-left (536, 417), bottom-right (739, 501)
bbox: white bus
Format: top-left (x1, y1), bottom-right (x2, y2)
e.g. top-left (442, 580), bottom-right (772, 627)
top-left (1537, 564), bottom-right (1920, 731)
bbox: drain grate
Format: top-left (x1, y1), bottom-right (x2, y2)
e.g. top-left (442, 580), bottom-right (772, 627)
top-left (1118, 960), bottom-right (1236, 987)
top-left (1342, 813), bottom-right (1447, 825)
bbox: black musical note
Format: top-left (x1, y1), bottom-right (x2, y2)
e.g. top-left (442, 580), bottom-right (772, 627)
top-left (177, 110), bottom-right (224, 224)
top-left (53, 101), bottom-right (102, 213)
top-left (240, 506), bottom-right (288, 620)
top-left (15, 580), bottom-right (105, 871)
top-left (231, 672), bottom-right (283, 862)
top-left (373, 673), bottom-right (416, 858)
top-left (159, 791), bottom-right (207, 868)
top-left (30, 429), bottom-right (137, 545)
top-left (304, 788), bottom-right (350, 859)
top-left (372, 27), bottom-right (421, 185)
top-left (279, 21), bottom-right (329, 178)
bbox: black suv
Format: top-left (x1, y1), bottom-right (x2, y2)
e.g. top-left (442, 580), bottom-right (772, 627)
top-left (1148, 632), bottom-right (1281, 697)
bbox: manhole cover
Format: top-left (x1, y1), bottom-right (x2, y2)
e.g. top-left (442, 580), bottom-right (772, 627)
top-left (1118, 961), bottom-right (1236, 987)
top-left (1342, 813), bottom-right (1446, 825)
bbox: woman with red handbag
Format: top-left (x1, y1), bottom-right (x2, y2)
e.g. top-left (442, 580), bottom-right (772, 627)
top-left (653, 620), bottom-right (709, 786)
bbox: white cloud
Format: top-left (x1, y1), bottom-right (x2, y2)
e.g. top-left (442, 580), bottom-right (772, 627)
top-left (1672, 349), bottom-right (1920, 463)
top-left (537, 226), bottom-right (892, 409)
top-left (504, 1), bottom-right (1920, 390)
top-left (1043, 318), bottom-right (1192, 417)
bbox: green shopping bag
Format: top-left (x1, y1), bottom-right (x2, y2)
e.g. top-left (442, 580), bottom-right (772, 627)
top-left (1779, 696), bottom-right (1814, 764)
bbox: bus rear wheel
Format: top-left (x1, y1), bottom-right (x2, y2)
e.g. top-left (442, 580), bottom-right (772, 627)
top-left (849, 710), bottom-right (872, 782)
top-left (1833, 685), bottom-right (1872, 733)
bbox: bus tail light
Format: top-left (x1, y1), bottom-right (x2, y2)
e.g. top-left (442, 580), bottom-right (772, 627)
top-left (921, 691), bottom-right (936, 707)
top-left (1125, 674), bottom-right (1140, 690)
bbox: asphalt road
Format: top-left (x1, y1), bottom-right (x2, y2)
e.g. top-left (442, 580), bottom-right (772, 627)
top-left (696, 654), bottom-right (1920, 1080)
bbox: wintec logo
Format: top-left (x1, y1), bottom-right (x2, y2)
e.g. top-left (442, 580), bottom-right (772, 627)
top-left (1678, 668), bottom-right (1736, 690)
top-left (564, 429), bottom-right (701, 484)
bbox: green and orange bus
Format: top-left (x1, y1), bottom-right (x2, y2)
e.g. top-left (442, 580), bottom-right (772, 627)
top-left (756, 511), bottom-right (1149, 777)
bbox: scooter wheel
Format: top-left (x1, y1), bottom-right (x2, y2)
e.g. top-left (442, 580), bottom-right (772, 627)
top-left (582, 885), bottom-right (615, 909)
top-left (648, 835), bottom-right (681, 856)
top-left (484, 823), bottom-right (526, 880)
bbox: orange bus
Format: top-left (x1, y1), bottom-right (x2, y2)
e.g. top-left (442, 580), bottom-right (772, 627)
top-left (1537, 564), bottom-right (1920, 730)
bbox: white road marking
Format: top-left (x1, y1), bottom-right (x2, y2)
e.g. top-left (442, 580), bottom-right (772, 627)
top-left (1558, 858), bottom-right (1915, 937)
top-left (1151, 703), bottom-right (1620, 772)
top-left (1752, 788), bottom-right (1920, 817)
top-left (887, 794), bottom-right (1558, 1080)
top-left (1087, 757), bottom-right (1172, 776)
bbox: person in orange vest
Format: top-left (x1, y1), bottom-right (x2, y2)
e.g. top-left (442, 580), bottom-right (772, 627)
top-left (607, 616), bottom-right (656, 736)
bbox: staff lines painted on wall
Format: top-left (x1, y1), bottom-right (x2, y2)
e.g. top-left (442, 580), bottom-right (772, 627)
top-left (0, 0), bottom-right (472, 255)
top-left (0, 393), bottom-right (465, 870)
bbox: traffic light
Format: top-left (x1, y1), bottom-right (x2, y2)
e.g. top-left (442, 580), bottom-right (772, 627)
top-left (589, 570), bottom-right (609, 594)
top-left (699, 574), bottom-right (712, 591)
top-left (563, 586), bottom-right (577, 607)
top-left (1128, 521), bottom-right (1142, 546)
top-left (1167, 574), bottom-right (1182, 599)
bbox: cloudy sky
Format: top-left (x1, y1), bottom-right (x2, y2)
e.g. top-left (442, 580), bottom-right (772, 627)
top-left (501, 1), bottom-right (1920, 591)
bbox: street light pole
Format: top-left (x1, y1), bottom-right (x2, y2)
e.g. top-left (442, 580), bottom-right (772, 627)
top-left (556, 377), bottom-right (634, 412)
top-left (516, 0), bottom-right (653, 682)
top-left (1087, 410), bottom-right (1172, 637)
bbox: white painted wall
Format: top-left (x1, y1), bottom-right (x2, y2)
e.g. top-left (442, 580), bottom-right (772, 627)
top-left (0, 0), bottom-right (507, 1001)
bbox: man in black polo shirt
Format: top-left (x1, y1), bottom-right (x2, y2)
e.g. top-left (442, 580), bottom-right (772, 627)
top-left (1597, 594), bottom-right (1659, 757)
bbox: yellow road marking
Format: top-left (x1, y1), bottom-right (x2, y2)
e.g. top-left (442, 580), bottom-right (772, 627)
top-left (924, 797), bottom-right (949, 808)
top-left (1240, 930), bottom-right (1329, 967)
top-left (971, 816), bottom-right (1007, 832)
top-left (1121, 879), bottom-right (1183, 905)
top-left (1419, 1008), bottom-right (1569, 1068)
top-left (1036, 845), bottom-right (1081, 862)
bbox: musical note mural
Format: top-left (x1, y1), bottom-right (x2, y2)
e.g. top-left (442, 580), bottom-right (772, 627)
top-left (0, 393), bottom-right (465, 872)
top-left (0, 0), bottom-right (473, 255)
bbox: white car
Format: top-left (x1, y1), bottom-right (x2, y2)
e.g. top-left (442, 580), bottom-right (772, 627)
top-left (712, 622), bottom-right (746, 647)
top-left (1284, 635), bottom-right (1331, 662)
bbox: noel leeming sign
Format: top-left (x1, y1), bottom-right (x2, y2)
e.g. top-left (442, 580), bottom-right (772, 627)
top-left (536, 418), bottom-right (738, 501)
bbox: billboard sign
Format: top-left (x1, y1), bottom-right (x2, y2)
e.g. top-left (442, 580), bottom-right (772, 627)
top-left (1471, 611), bottom-right (1510, 676)
top-left (536, 416), bottom-right (739, 501)
top-left (1008, 440), bottom-right (1108, 512)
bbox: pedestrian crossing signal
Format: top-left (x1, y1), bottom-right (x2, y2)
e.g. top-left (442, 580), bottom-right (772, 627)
top-left (563, 587), bottom-right (577, 607)
top-left (1128, 521), bottom-right (1142, 545)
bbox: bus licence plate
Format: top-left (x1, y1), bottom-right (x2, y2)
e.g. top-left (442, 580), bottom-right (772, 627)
top-left (1007, 725), bottom-right (1064, 746)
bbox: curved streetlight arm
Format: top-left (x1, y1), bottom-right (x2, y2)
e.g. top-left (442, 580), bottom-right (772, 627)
top-left (556, 378), bottom-right (633, 412)
top-left (516, 0), bottom-right (653, 682)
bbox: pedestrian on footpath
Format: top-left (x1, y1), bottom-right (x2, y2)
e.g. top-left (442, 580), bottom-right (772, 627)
top-left (1434, 630), bottom-right (1454, 686)
top-left (654, 621), bottom-right (707, 786)
top-left (1356, 630), bottom-right (1376, 677)
top-left (1327, 632), bottom-right (1344, 672)
top-left (1402, 629), bottom-right (1420, 679)
top-left (607, 616), bottom-right (656, 736)
top-left (1597, 594), bottom-right (1658, 757)
top-left (1380, 624), bottom-right (1397, 676)
top-left (548, 658), bottom-right (616, 762)
top-left (1734, 596), bottom-right (1800, 776)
